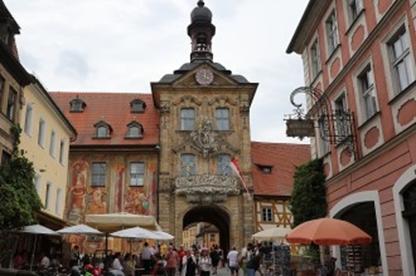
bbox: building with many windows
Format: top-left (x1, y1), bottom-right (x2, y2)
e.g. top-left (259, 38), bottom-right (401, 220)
top-left (0, 0), bottom-right (32, 164)
top-left (287, 0), bottom-right (416, 274)
top-left (50, 1), bottom-right (311, 253)
top-left (19, 78), bottom-right (76, 227)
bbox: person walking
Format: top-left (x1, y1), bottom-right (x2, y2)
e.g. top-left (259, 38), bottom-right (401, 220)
top-left (166, 246), bottom-right (179, 276)
top-left (210, 245), bottom-right (220, 275)
top-left (245, 244), bottom-right (260, 276)
top-left (182, 250), bottom-right (197, 276)
top-left (141, 242), bottom-right (154, 273)
top-left (227, 247), bottom-right (239, 276)
top-left (199, 248), bottom-right (212, 276)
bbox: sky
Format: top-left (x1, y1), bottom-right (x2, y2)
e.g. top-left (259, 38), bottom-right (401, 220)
top-left (5, 0), bottom-right (309, 144)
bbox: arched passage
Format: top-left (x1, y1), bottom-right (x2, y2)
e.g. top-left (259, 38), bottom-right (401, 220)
top-left (183, 205), bottom-right (230, 252)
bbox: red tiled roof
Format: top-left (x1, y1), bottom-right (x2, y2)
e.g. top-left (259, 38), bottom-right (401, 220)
top-left (251, 142), bottom-right (311, 197)
top-left (50, 92), bottom-right (159, 146)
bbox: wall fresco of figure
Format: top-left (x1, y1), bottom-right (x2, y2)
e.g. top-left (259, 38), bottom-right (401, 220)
top-left (87, 188), bottom-right (107, 214)
top-left (67, 160), bottom-right (89, 223)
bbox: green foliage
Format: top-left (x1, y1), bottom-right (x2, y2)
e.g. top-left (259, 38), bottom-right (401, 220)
top-left (0, 125), bottom-right (42, 231)
top-left (289, 158), bottom-right (327, 227)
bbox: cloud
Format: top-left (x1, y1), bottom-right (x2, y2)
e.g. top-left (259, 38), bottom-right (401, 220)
top-left (6, 0), bottom-right (309, 144)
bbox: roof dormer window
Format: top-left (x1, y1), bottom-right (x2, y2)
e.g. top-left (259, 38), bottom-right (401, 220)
top-left (70, 97), bottom-right (86, 113)
top-left (126, 121), bottom-right (143, 139)
top-left (130, 99), bottom-right (146, 113)
top-left (257, 164), bottom-right (273, 174)
top-left (94, 121), bottom-right (112, 139)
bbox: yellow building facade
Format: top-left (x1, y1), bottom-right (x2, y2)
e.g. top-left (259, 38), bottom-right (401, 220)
top-left (19, 79), bottom-right (76, 222)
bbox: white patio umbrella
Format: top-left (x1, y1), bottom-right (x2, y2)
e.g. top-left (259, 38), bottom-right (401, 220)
top-left (17, 224), bottom-right (59, 270)
top-left (57, 224), bottom-right (103, 235)
top-left (110, 226), bottom-right (160, 240)
top-left (153, 231), bottom-right (174, 241)
top-left (252, 227), bottom-right (291, 242)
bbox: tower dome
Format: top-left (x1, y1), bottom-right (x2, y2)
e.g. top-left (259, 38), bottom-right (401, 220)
top-left (191, 0), bottom-right (212, 23)
top-left (187, 0), bottom-right (216, 62)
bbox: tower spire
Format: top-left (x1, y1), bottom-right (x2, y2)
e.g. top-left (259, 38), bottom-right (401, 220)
top-left (187, 0), bottom-right (216, 62)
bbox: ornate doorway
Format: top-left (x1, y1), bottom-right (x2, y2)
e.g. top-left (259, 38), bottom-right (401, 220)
top-left (182, 205), bottom-right (230, 252)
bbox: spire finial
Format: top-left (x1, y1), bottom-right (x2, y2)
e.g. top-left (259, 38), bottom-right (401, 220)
top-left (197, 0), bottom-right (204, 7)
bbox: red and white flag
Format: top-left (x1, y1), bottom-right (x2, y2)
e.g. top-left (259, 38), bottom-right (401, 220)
top-left (230, 157), bottom-right (252, 199)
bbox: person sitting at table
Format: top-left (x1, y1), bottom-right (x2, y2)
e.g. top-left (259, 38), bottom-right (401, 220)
top-left (110, 252), bottom-right (125, 276)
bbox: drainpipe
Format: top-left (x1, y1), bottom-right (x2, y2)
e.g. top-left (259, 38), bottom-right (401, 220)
top-left (155, 144), bottom-right (161, 222)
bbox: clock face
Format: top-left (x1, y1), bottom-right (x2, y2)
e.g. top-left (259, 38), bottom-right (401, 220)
top-left (195, 68), bottom-right (214, 85)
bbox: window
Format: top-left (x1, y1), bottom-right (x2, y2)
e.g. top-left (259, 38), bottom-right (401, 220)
top-left (55, 188), bottom-right (62, 215)
top-left (257, 165), bottom-right (273, 174)
top-left (1, 150), bottom-right (11, 165)
top-left (49, 131), bottom-right (56, 157)
top-left (310, 40), bottom-right (321, 78)
top-left (334, 94), bottom-right (349, 136)
top-left (130, 162), bottom-right (145, 186)
top-left (131, 99), bottom-right (146, 113)
top-left (34, 175), bottom-right (41, 194)
top-left (126, 122), bottom-right (143, 138)
top-left (38, 119), bottom-right (46, 147)
top-left (94, 121), bottom-right (111, 138)
top-left (348, 0), bottom-right (363, 23)
top-left (24, 104), bottom-right (33, 135)
top-left (180, 108), bottom-right (195, 130)
top-left (59, 140), bottom-right (65, 164)
top-left (326, 11), bottom-right (339, 54)
top-left (217, 154), bottom-right (231, 175)
top-left (318, 115), bottom-right (330, 155)
top-left (45, 183), bottom-right (51, 209)
top-left (69, 98), bottom-right (86, 112)
top-left (388, 26), bottom-right (414, 94)
top-left (6, 87), bottom-right (17, 121)
top-left (262, 207), bottom-right (273, 222)
top-left (358, 65), bottom-right (377, 120)
top-left (0, 76), bottom-right (4, 109)
top-left (215, 108), bottom-right (230, 131)
top-left (91, 162), bottom-right (107, 187)
top-left (181, 154), bottom-right (196, 176)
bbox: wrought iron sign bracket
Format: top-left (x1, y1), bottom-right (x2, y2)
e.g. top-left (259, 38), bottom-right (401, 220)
top-left (285, 86), bottom-right (357, 151)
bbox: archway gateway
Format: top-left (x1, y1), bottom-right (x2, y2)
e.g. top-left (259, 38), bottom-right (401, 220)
top-left (182, 205), bottom-right (230, 252)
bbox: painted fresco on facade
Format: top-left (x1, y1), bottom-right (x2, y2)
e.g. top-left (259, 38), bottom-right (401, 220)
top-left (67, 160), bottom-right (89, 224)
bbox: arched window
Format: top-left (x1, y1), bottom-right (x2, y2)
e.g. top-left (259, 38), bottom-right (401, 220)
top-left (130, 99), bottom-right (146, 113)
top-left (126, 121), bottom-right (144, 138)
top-left (181, 154), bottom-right (196, 176)
top-left (217, 154), bottom-right (231, 175)
top-left (69, 97), bottom-right (86, 112)
top-left (94, 121), bottom-right (112, 138)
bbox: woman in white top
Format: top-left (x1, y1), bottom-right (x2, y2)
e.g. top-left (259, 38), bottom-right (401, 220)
top-left (199, 249), bottom-right (212, 276)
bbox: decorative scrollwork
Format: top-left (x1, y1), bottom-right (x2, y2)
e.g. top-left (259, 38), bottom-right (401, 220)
top-left (175, 174), bottom-right (240, 203)
top-left (190, 118), bottom-right (218, 157)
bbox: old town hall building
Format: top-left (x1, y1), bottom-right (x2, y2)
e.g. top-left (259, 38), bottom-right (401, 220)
top-left (50, 1), bottom-right (310, 251)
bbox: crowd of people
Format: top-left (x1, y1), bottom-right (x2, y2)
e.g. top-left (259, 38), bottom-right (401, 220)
top-left (71, 242), bottom-right (263, 276)
top-left (11, 242), bottom-right (264, 276)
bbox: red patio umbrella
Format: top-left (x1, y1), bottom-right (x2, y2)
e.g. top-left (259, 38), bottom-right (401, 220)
top-left (286, 218), bottom-right (372, 245)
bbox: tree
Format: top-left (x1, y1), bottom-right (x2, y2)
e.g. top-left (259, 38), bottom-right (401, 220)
top-left (0, 125), bottom-right (42, 231)
top-left (289, 158), bottom-right (327, 227)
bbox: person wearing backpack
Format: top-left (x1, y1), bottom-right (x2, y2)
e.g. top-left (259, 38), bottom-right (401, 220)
top-left (245, 245), bottom-right (261, 276)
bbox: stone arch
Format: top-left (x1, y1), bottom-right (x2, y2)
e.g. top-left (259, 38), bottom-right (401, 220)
top-left (329, 191), bottom-right (389, 275)
top-left (182, 205), bottom-right (231, 252)
top-left (393, 164), bottom-right (416, 276)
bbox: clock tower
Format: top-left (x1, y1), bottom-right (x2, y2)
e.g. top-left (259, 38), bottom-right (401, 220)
top-left (151, 0), bottom-right (258, 250)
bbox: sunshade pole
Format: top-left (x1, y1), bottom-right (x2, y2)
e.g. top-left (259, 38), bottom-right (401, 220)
top-left (105, 233), bottom-right (109, 256)
top-left (29, 235), bottom-right (38, 271)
